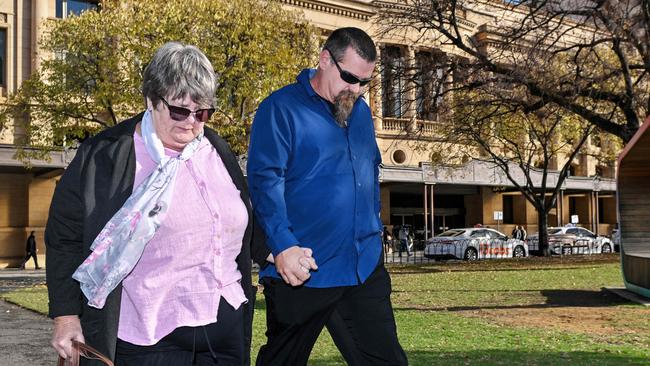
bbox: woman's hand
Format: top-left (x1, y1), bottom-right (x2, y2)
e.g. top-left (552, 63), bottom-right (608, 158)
top-left (51, 315), bottom-right (85, 359)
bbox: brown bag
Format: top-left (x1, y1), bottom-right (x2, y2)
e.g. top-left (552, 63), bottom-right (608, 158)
top-left (57, 340), bottom-right (114, 366)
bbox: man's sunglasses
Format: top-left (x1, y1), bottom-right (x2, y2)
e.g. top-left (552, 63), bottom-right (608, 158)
top-left (159, 96), bottom-right (215, 123)
top-left (325, 48), bottom-right (373, 87)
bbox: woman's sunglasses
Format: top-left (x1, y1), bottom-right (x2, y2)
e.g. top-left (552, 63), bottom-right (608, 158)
top-left (325, 48), bottom-right (373, 87)
top-left (158, 96), bottom-right (215, 123)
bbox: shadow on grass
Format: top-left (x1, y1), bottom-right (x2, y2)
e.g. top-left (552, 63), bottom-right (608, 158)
top-left (255, 297), bottom-right (266, 311)
top-left (393, 289), bottom-right (631, 312)
top-left (389, 265), bottom-right (608, 275)
top-left (387, 254), bottom-right (620, 275)
top-left (307, 349), bottom-right (648, 366)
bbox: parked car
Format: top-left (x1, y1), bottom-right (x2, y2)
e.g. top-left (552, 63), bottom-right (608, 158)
top-left (424, 227), bottom-right (528, 261)
top-left (526, 226), bottom-right (614, 255)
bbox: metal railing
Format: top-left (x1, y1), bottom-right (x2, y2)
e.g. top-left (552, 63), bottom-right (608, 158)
top-left (383, 238), bottom-right (528, 264)
top-left (526, 238), bottom-right (599, 255)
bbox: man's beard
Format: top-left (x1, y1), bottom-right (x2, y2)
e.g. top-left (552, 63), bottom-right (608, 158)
top-left (333, 90), bottom-right (358, 128)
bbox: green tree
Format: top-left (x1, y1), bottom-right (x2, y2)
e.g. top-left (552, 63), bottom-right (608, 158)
top-left (0, 0), bottom-right (318, 158)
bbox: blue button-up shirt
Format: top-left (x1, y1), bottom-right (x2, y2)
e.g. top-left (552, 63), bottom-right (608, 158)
top-left (247, 69), bottom-right (383, 287)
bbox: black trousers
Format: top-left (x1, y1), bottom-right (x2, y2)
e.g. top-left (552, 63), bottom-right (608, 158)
top-left (115, 297), bottom-right (244, 366)
top-left (256, 263), bottom-right (408, 366)
top-left (20, 252), bottom-right (39, 269)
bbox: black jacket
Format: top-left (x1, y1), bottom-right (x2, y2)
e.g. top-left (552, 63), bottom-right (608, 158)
top-left (26, 235), bottom-right (36, 254)
top-left (45, 113), bottom-right (269, 365)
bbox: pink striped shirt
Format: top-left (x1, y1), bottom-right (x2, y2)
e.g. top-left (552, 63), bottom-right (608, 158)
top-left (117, 132), bottom-right (248, 345)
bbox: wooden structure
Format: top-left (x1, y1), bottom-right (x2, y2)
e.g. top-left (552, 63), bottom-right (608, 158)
top-left (617, 117), bottom-right (650, 299)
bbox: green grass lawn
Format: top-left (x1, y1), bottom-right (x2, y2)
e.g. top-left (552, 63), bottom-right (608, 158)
top-left (3, 255), bottom-right (649, 365)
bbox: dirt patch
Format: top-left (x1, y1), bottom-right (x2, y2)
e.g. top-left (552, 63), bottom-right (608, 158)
top-left (460, 304), bottom-right (650, 341)
top-left (449, 284), bottom-right (650, 341)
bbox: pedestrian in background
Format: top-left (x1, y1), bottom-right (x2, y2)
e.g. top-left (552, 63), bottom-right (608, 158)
top-left (20, 231), bottom-right (40, 270)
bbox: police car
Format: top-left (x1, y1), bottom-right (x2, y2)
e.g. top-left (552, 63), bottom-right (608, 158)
top-left (527, 226), bottom-right (614, 255)
top-left (424, 228), bottom-right (528, 261)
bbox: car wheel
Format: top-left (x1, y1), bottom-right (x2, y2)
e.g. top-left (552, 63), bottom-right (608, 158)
top-left (601, 243), bottom-right (612, 254)
top-left (513, 246), bottom-right (525, 258)
top-left (562, 245), bottom-right (572, 256)
top-left (464, 247), bottom-right (478, 261)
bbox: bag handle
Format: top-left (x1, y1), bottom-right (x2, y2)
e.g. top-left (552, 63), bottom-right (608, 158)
top-left (57, 340), bottom-right (114, 366)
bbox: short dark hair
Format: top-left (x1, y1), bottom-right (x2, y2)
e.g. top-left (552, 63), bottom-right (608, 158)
top-left (323, 27), bottom-right (377, 64)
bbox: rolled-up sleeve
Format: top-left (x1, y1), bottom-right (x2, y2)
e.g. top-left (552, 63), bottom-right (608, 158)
top-left (247, 99), bottom-right (299, 256)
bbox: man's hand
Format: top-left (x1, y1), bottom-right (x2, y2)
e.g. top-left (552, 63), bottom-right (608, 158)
top-left (51, 315), bottom-right (85, 359)
top-left (275, 246), bottom-right (318, 286)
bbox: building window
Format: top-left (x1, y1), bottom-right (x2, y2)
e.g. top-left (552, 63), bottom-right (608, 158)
top-left (56, 0), bottom-right (98, 18)
top-left (0, 28), bottom-right (6, 87)
top-left (392, 149), bottom-right (406, 164)
top-left (381, 46), bottom-right (405, 118)
top-left (415, 50), bottom-right (445, 121)
top-left (502, 195), bottom-right (514, 224)
top-left (568, 164), bottom-right (577, 177)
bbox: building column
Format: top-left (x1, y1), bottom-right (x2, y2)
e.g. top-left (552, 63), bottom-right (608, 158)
top-left (423, 184), bottom-right (435, 239)
top-left (31, 0), bottom-right (48, 72)
top-left (380, 185), bottom-right (390, 225)
top-left (555, 189), bottom-right (564, 226)
top-left (424, 184), bottom-right (428, 240)
top-left (405, 46), bottom-right (417, 132)
top-left (430, 184), bottom-right (435, 237)
top-left (594, 191), bottom-right (600, 235)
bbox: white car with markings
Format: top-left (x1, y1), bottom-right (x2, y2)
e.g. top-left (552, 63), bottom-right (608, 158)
top-left (527, 226), bottom-right (614, 255)
top-left (424, 228), bottom-right (528, 261)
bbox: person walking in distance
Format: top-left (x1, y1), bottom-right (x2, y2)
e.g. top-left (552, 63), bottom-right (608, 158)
top-left (20, 231), bottom-right (40, 270)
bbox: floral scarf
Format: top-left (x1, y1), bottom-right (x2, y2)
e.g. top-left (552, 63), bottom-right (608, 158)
top-left (72, 109), bottom-right (203, 309)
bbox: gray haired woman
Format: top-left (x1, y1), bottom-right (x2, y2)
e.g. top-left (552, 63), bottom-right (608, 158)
top-left (46, 42), bottom-right (271, 365)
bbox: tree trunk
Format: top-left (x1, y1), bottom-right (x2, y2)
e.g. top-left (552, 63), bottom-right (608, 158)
top-left (537, 210), bottom-right (550, 257)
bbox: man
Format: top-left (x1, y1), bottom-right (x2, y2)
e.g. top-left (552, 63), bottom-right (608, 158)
top-left (247, 28), bottom-right (407, 365)
top-left (20, 231), bottom-right (40, 270)
top-left (398, 225), bottom-right (412, 257)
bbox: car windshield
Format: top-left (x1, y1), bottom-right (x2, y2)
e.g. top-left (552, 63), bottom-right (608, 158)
top-left (548, 228), bottom-right (563, 234)
top-left (438, 229), bottom-right (466, 237)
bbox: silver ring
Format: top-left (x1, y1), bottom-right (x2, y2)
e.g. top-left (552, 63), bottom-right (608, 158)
top-left (301, 266), bottom-right (309, 273)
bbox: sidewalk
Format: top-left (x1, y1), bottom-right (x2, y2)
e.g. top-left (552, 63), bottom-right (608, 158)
top-left (0, 269), bottom-right (55, 366)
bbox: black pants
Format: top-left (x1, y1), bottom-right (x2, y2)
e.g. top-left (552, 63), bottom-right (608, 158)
top-left (256, 263), bottom-right (407, 366)
top-left (20, 252), bottom-right (39, 269)
top-left (115, 298), bottom-right (244, 366)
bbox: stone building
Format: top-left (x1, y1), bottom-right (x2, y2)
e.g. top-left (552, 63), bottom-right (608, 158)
top-left (0, 0), bottom-right (616, 267)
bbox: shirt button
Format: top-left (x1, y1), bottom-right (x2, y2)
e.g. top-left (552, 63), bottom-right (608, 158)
top-left (357, 183), bottom-right (362, 187)
top-left (214, 248), bottom-right (221, 256)
top-left (216, 280), bottom-right (223, 289)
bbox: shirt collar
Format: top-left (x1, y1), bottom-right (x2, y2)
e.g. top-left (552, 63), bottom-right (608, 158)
top-left (297, 68), bottom-right (319, 98)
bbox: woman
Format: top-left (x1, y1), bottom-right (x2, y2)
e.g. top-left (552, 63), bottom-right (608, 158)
top-left (46, 42), bottom-right (270, 365)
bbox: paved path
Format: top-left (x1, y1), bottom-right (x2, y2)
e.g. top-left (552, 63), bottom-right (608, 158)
top-left (0, 269), bottom-right (55, 366)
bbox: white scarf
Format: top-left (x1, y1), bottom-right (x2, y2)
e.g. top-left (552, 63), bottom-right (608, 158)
top-left (72, 109), bottom-right (203, 309)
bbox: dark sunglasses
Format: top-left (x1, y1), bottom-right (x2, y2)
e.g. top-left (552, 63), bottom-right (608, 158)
top-left (325, 48), bottom-right (373, 87)
top-left (158, 96), bottom-right (215, 123)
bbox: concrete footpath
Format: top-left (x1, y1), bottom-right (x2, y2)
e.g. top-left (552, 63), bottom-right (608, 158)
top-left (0, 269), bottom-right (55, 365)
